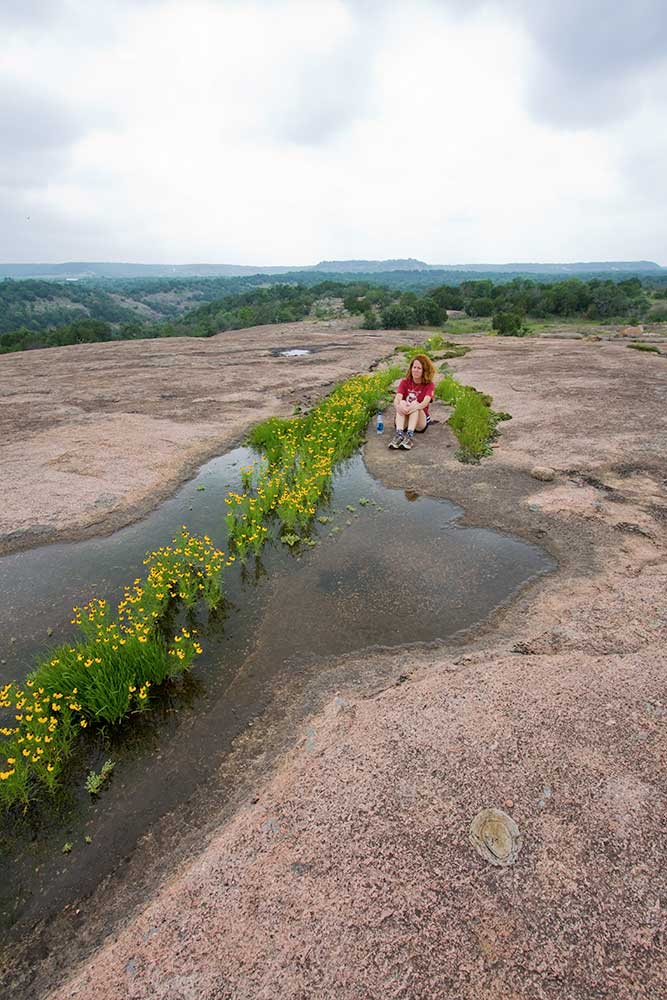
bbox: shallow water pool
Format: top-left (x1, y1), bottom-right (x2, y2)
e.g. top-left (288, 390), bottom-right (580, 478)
top-left (0, 447), bottom-right (555, 930)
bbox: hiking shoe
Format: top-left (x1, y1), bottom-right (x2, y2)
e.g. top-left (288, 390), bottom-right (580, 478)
top-left (399, 434), bottom-right (414, 450)
top-left (388, 432), bottom-right (404, 450)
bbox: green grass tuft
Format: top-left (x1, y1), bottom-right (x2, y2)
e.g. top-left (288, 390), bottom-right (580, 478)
top-left (85, 759), bottom-right (115, 796)
top-left (0, 529), bottom-right (225, 809)
top-left (627, 342), bottom-right (662, 354)
top-left (435, 376), bottom-right (510, 463)
top-left (229, 366), bottom-right (402, 558)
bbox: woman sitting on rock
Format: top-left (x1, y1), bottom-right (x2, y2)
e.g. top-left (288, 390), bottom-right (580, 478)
top-left (388, 354), bottom-right (436, 450)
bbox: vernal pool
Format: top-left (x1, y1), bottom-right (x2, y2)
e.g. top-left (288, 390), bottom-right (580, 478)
top-left (0, 447), bottom-right (555, 931)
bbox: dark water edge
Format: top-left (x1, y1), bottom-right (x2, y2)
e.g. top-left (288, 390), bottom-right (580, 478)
top-left (0, 446), bottom-right (556, 936)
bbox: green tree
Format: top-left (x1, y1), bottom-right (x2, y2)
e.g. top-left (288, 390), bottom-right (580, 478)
top-left (361, 308), bottom-right (380, 329)
top-left (413, 298), bottom-right (445, 326)
top-left (381, 304), bottom-right (415, 329)
top-left (492, 312), bottom-right (526, 337)
top-left (468, 297), bottom-right (495, 317)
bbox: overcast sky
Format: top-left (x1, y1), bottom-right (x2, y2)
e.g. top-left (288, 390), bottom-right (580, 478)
top-left (2, 0), bottom-right (666, 265)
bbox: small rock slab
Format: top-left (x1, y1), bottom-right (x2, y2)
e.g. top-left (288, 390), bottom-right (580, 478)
top-left (469, 808), bottom-right (523, 866)
top-left (530, 466), bottom-right (556, 482)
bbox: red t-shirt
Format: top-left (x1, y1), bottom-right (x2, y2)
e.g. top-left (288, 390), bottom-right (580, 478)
top-left (397, 377), bottom-right (435, 416)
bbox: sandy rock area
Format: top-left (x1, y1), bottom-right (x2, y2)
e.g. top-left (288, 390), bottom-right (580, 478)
top-left (2, 326), bottom-right (666, 999)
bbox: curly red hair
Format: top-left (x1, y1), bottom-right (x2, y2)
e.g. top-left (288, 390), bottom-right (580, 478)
top-left (407, 354), bottom-right (435, 383)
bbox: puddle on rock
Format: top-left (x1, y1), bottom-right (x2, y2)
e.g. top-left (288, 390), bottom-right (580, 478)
top-left (269, 343), bottom-right (347, 357)
top-left (0, 446), bottom-right (257, 673)
top-left (271, 347), bottom-right (312, 357)
top-left (0, 449), bottom-right (556, 933)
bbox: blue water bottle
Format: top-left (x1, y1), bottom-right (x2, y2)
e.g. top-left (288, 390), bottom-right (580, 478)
top-left (376, 411), bottom-right (384, 434)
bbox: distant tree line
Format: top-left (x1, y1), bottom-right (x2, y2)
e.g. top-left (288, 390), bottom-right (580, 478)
top-left (3, 268), bottom-right (665, 335)
top-left (0, 274), bottom-right (662, 355)
top-left (0, 282), bottom-right (388, 354)
top-left (348, 276), bottom-right (652, 330)
top-left (448, 276), bottom-right (651, 322)
top-left (0, 279), bottom-right (141, 334)
top-left (0, 319), bottom-right (117, 353)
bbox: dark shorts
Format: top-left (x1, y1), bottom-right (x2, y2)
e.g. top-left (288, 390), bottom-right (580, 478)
top-left (414, 414), bottom-right (431, 433)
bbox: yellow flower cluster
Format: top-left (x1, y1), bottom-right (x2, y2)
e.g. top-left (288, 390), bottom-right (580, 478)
top-left (229, 369), bottom-right (400, 553)
top-left (140, 528), bottom-right (229, 611)
top-left (1, 529), bottom-right (228, 805)
top-left (0, 680), bottom-right (76, 790)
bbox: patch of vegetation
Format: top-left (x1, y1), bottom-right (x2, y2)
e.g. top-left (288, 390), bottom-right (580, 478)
top-left (379, 296), bottom-right (446, 329)
top-left (433, 341), bottom-right (470, 359)
top-left (85, 759), bottom-right (115, 796)
top-left (435, 376), bottom-right (511, 463)
top-left (627, 342), bottom-right (662, 354)
top-left (393, 333), bottom-right (469, 364)
top-left (492, 312), bottom-right (531, 337)
top-left (0, 530), bottom-right (225, 809)
top-left (225, 367), bottom-right (402, 558)
top-left (445, 317), bottom-right (492, 335)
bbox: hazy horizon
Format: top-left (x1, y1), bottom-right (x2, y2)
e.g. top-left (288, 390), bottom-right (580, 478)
top-left (0, 256), bottom-right (664, 269)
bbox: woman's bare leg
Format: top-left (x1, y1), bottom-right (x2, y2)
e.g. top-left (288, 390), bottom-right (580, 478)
top-left (394, 406), bottom-right (407, 431)
top-left (407, 409), bottom-right (427, 433)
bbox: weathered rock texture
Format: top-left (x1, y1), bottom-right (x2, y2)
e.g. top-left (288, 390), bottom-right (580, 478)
top-left (2, 328), bottom-right (666, 1000)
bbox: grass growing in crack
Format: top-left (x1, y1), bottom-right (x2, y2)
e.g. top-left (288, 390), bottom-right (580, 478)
top-left (85, 759), bottom-right (115, 796)
top-left (225, 367), bottom-right (402, 557)
top-left (394, 334), bottom-right (470, 363)
top-left (627, 342), bottom-right (662, 354)
top-left (435, 376), bottom-right (511, 463)
top-left (0, 529), bottom-right (226, 809)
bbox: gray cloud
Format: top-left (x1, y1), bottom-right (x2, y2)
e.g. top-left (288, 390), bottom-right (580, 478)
top-left (0, 184), bottom-right (126, 261)
top-left (271, 45), bottom-right (373, 146)
top-left (524, 1), bottom-right (667, 77)
top-left (2, 0), bottom-right (162, 25)
top-left (2, 0), bottom-right (63, 25)
top-left (342, 0), bottom-right (667, 127)
top-left (0, 82), bottom-right (84, 153)
top-left (401, 0), bottom-right (667, 127)
top-left (0, 194), bottom-right (60, 259)
top-left (515, 0), bottom-right (667, 127)
top-left (0, 82), bottom-right (91, 187)
top-left (248, 5), bottom-right (381, 147)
